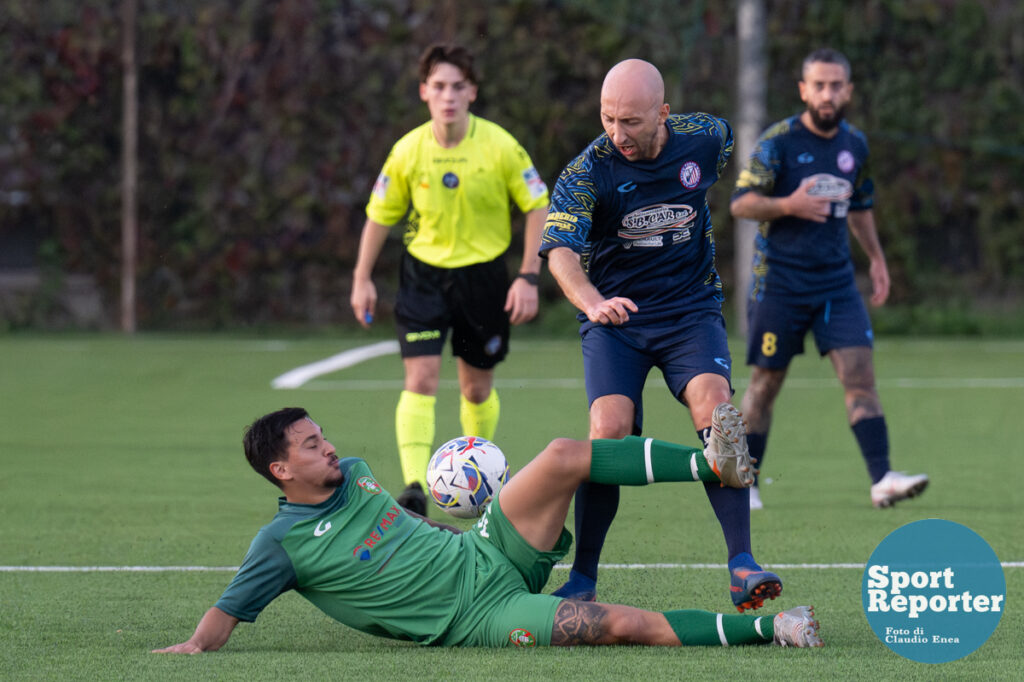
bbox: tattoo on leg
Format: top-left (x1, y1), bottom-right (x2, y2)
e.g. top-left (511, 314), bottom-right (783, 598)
top-left (551, 600), bottom-right (609, 646)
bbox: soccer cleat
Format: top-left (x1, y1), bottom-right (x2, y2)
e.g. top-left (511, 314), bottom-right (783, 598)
top-left (704, 403), bottom-right (755, 488)
top-left (397, 481), bottom-right (428, 516)
top-left (870, 471), bottom-right (929, 508)
top-left (749, 485), bottom-right (764, 511)
top-left (551, 569), bottom-right (597, 601)
top-left (773, 606), bottom-right (824, 647)
top-left (730, 556), bottom-right (782, 612)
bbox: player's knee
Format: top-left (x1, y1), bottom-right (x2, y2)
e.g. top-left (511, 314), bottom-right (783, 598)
top-left (539, 437), bottom-right (590, 475)
top-left (589, 413), bottom-right (633, 439)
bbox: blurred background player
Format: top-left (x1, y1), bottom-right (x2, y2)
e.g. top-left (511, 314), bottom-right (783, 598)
top-left (153, 406), bottom-right (822, 652)
top-left (351, 44), bottom-right (549, 514)
top-left (540, 59), bottom-right (780, 612)
top-left (730, 48), bottom-right (928, 510)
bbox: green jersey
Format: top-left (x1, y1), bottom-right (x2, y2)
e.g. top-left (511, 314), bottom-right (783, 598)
top-left (216, 458), bottom-right (479, 644)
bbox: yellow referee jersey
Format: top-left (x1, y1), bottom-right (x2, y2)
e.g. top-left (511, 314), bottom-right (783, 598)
top-left (366, 115), bottom-right (549, 268)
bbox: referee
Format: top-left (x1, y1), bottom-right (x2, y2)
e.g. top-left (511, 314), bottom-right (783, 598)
top-left (350, 44), bottom-right (549, 513)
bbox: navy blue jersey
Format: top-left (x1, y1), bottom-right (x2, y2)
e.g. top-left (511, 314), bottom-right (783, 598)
top-left (733, 115), bottom-right (873, 299)
top-left (540, 113), bottom-right (733, 330)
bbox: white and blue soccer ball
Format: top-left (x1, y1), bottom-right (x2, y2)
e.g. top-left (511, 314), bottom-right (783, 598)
top-left (426, 436), bottom-right (509, 518)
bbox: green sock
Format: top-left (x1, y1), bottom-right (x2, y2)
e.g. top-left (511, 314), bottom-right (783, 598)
top-left (460, 388), bottom-right (500, 440)
top-left (589, 436), bottom-right (719, 485)
top-left (663, 609), bottom-right (774, 646)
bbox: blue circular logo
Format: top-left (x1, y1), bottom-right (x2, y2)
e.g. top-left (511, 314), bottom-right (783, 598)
top-left (442, 172), bottom-right (459, 189)
top-left (862, 519), bottom-right (1005, 663)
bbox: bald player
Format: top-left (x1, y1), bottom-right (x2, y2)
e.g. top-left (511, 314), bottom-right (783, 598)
top-left (540, 59), bottom-right (781, 612)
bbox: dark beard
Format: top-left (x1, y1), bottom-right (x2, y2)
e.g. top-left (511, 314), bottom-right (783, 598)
top-left (808, 104), bottom-right (845, 132)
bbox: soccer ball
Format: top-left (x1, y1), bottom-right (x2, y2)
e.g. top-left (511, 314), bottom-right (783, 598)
top-left (426, 436), bottom-right (509, 518)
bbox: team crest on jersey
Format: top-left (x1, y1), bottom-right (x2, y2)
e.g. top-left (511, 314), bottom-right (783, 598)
top-left (357, 476), bottom-right (382, 494)
top-left (679, 161), bottom-right (702, 188)
top-left (837, 150), bottom-right (855, 173)
top-left (619, 203), bottom-right (695, 246)
top-left (372, 173), bottom-right (390, 200)
top-left (443, 172), bottom-right (459, 188)
top-left (509, 628), bottom-right (537, 648)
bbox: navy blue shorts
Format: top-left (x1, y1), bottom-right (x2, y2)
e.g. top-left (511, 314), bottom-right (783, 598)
top-left (746, 282), bottom-right (873, 369)
top-left (581, 310), bottom-right (732, 433)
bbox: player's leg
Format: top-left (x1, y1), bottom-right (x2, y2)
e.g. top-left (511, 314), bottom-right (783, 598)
top-left (741, 365), bottom-right (788, 508)
top-left (394, 355), bottom-right (442, 514)
top-left (682, 374), bottom-right (781, 612)
top-left (456, 359), bottom-right (499, 439)
top-left (744, 294), bottom-right (810, 508)
top-left (499, 431), bottom-right (732, 555)
top-left (393, 254), bottom-right (453, 514)
top-left (817, 287), bottom-right (927, 507)
top-left (552, 394), bottom-right (635, 600)
top-left (549, 600), bottom-right (822, 647)
top-left (553, 326), bottom-right (651, 601)
top-left (659, 314), bottom-right (779, 612)
top-left (451, 256), bottom-right (509, 442)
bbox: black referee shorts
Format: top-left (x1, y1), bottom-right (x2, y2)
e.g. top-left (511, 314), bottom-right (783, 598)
top-left (394, 253), bottom-right (510, 369)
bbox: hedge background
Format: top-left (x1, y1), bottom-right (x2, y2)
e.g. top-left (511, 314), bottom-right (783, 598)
top-left (0, 0), bottom-right (1021, 330)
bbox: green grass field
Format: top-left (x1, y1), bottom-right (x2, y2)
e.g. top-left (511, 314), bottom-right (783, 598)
top-left (1, 333), bottom-right (1021, 680)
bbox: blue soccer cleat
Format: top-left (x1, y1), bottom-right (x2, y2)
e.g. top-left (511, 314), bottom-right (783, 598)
top-left (551, 569), bottom-right (597, 601)
top-left (729, 553), bottom-right (782, 612)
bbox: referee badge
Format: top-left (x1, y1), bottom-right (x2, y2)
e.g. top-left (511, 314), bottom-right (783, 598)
top-left (443, 172), bottom-right (460, 188)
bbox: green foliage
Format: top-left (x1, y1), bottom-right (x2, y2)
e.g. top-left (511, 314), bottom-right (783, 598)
top-left (0, 1), bottom-right (1020, 329)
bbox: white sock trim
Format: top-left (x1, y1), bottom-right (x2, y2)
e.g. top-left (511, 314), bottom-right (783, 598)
top-left (716, 612), bottom-right (729, 647)
top-left (754, 616), bottom-right (765, 639)
top-left (644, 438), bottom-right (655, 484)
top-left (689, 452), bottom-right (700, 481)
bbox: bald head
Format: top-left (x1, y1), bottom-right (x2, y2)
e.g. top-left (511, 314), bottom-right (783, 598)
top-left (599, 59), bottom-right (670, 161)
top-left (601, 59), bottom-right (665, 109)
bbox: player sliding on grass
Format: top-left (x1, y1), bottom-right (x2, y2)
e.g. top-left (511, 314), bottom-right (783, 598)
top-left (153, 406), bottom-right (822, 652)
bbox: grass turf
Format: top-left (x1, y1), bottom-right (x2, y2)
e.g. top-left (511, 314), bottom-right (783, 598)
top-left (0, 333), bottom-right (1021, 680)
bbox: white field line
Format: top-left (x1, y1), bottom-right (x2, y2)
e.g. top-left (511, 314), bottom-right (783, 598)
top-left (3, 562), bottom-right (1022, 572)
top-left (270, 342), bottom-right (1024, 390)
top-left (290, 376), bottom-right (1024, 392)
top-left (271, 340), bottom-right (400, 389)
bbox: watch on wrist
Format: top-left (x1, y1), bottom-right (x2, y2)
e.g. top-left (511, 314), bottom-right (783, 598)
top-left (515, 273), bottom-right (540, 286)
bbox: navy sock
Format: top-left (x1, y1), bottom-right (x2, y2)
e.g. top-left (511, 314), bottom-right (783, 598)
top-left (746, 432), bottom-right (767, 486)
top-left (698, 430), bottom-right (752, 560)
top-left (570, 481), bottom-right (619, 582)
top-left (852, 416), bottom-right (889, 484)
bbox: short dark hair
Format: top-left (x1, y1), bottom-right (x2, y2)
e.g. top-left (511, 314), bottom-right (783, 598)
top-left (417, 43), bottom-right (476, 85)
top-left (243, 407), bottom-right (309, 489)
top-left (802, 48), bottom-right (851, 81)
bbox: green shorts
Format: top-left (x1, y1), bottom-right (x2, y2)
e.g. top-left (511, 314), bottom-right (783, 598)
top-left (443, 496), bottom-right (572, 647)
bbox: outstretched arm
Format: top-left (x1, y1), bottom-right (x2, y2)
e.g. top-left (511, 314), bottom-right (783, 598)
top-left (151, 607), bottom-right (239, 654)
top-left (546, 247), bottom-right (637, 325)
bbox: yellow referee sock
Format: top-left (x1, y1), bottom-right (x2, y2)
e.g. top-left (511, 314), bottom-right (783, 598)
top-left (460, 388), bottom-right (500, 441)
top-left (396, 390), bottom-right (436, 489)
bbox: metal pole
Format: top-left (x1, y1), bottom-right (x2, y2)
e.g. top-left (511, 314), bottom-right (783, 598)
top-left (733, 0), bottom-right (766, 336)
top-left (120, 0), bottom-right (138, 333)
